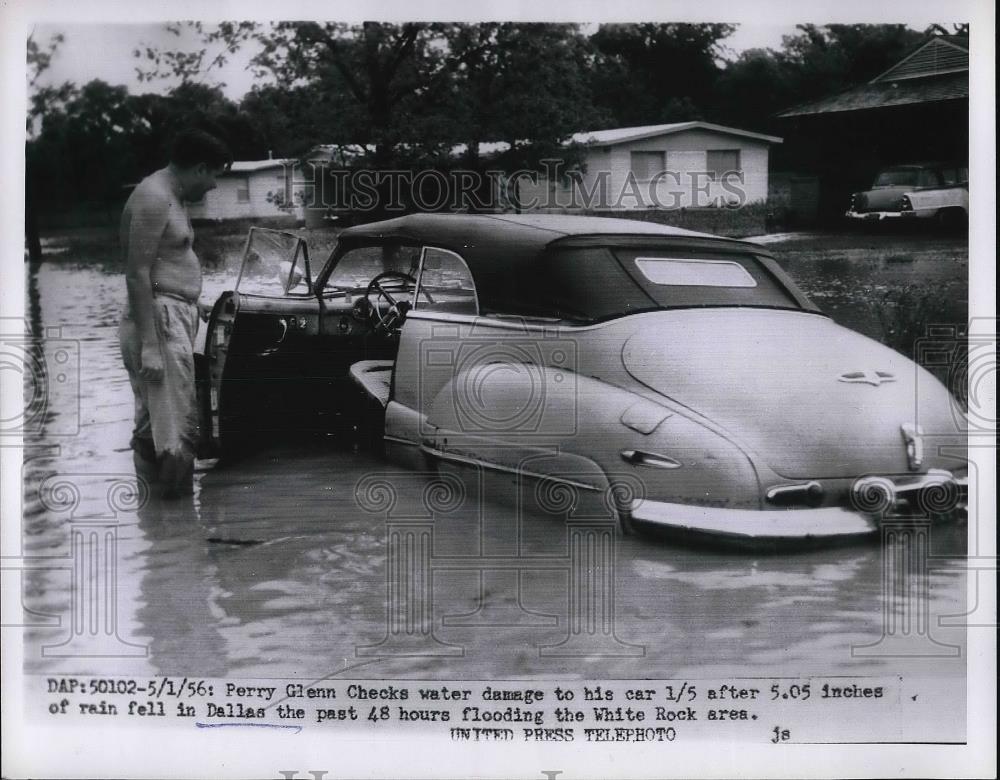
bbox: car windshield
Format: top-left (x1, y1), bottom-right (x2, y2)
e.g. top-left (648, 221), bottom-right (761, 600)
top-left (529, 246), bottom-right (802, 323)
top-left (325, 244), bottom-right (422, 292)
top-left (873, 168), bottom-right (919, 187)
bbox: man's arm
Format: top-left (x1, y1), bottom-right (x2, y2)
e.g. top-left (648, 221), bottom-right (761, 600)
top-left (124, 189), bottom-right (169, 382)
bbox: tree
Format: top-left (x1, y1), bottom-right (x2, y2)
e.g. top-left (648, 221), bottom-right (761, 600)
top-left (134, 21), bottom-right (258, 85)
top-left (714, 48), bottom-right (797, 131)
top-left (776, 24), bottom-right (927, 104)
top-left (240, 83), bottom-right (339, 158)
top-left (443, 24), bottom-right (603, 169)
top-left (246, 22), bottom-right (448, 166)
top-left (26, 33), bottom-right (77, 261)
top-left (138, 22), bottom-right (603, 169)
top-left (589, 23), bottom-right (737, 126)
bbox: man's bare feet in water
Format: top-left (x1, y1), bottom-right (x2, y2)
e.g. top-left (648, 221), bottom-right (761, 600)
top-left (133, 449), bottom-right (193, 501)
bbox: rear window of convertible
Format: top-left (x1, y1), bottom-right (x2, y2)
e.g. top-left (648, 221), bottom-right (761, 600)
top-left (633, 257), bottom-right (757, 287)
top-left (532, 247), bottom-right (801, 322)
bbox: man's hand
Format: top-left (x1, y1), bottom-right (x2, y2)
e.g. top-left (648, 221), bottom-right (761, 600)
top-left (140, 343), bottom-right (165, 382)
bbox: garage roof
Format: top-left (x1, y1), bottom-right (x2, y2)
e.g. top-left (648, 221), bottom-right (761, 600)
top-left (777, 36), bottom-right (969, 118)
top-left (777, 71), bottom-right (968, 117)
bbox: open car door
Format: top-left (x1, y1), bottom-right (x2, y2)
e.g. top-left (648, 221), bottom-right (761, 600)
top-left (197, 227), bottom-right (322, 457)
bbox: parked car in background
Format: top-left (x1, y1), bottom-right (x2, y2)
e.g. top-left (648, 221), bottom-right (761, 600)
top-left (196, 214), bottom-right (968, 550)
top-left (846, 162), bottom-right (968, 227)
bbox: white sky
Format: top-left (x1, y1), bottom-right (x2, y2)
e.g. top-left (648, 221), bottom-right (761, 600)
top-left (28, 21), bottom-right (935, 102)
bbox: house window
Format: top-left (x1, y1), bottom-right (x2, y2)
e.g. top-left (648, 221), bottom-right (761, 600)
top-left (706, 149), bottom-right (741, 180)
top-left (236, 177), bottom-right (251, 203)
top-left (630, 151), bottom-right (665, 180)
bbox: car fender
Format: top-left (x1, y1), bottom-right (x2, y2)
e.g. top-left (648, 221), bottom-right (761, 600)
top-left (904, 186), bottom-right (969, 214)
top-left (421, 367), bottom-right (761, 512)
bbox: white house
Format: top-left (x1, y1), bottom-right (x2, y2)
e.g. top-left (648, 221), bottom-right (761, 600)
top-left (520, 121), bottom-right (782, 211)
top-left (187, 159), bottom-right (304, 222)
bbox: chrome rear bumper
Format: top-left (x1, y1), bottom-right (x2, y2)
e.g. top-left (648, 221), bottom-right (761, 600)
top-left (628, 500), bottom-right (880, 548)
top-left (845, 209), bottom-right (921, 221)
top-left (628, 473), bottom-right (967, 550)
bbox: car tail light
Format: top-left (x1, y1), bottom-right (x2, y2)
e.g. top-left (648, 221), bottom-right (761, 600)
top-left (900, 195), bottom-right (913, 211)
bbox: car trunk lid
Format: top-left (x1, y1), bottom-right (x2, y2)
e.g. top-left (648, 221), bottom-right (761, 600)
top-left (620, 309), bottom-right (957, 479)
top-left (854, 186), bottom-right (911, 212)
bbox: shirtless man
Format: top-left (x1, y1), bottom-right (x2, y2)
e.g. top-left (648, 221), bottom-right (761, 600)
top-left (118, 130), bottom-right (230, 498)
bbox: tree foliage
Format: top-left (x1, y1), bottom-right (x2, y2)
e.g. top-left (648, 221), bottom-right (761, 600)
top-left (589, 23), bottom-right (737, 125)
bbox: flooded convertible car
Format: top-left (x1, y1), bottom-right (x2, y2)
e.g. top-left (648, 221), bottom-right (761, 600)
top-left (197, 214), bottom-right (968, 549)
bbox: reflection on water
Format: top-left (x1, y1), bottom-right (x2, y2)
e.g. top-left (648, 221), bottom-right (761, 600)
top-left (20, 257), bottom-right (968, 685)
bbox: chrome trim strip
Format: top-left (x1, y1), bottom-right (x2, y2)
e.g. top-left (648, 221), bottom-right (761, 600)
top-left (765, 481), bottom-right (823, 503)
top-left (419, 443), bottom-right (601, 492)
top-left (406, 307), bottom-right (826, 333)
top-left (383, 435), bottom-right (419, 447)
top-left (620, 449), bottom-right (682, 469)
top-left (891, 470), bottom-right (961, 494)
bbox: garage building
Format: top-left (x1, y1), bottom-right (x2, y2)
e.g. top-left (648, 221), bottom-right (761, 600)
top-left (776, 34), bottom-right (968, 221)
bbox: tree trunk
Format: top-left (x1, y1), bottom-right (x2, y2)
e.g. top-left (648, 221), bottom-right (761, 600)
top-left (25, 163), bottom-right (42, 264)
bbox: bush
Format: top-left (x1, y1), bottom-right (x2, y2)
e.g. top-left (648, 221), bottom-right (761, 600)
top-left (581, 201), bottom-right (770, 238)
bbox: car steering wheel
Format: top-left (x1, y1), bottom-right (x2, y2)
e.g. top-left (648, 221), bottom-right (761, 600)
top-left (365, 271), bottom-right (417, 335)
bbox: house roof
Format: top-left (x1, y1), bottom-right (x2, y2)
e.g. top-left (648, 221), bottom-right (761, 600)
top-left (450, 122), bottom-right (782, 158)
top-left (225, 159), bottom-right (295, 174)
top-left (570, 122), bottom-right (782, 146)
top-left (307, 122), bottom-right (781, 165)
top-left (777, 70), bottom-right (968, 117)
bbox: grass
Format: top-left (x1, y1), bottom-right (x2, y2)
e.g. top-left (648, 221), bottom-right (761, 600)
top-left (584, 201), bottom-right (770, 238)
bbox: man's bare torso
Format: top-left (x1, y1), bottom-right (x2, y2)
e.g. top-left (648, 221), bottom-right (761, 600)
top-left (121, 168), bottom-right (202, 302)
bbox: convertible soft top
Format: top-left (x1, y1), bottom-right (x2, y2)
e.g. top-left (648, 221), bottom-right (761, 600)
top-left (337, 212), bottom-right (718, 246)
top-left (329, 213), bottom-right (808, 315)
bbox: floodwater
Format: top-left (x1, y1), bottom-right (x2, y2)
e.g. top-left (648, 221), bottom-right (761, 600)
top-left (19, 236), bottom-right (970, 692)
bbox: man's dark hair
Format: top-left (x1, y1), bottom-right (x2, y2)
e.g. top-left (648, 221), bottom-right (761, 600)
top-left (169, 130), bottom-right (232, 170)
